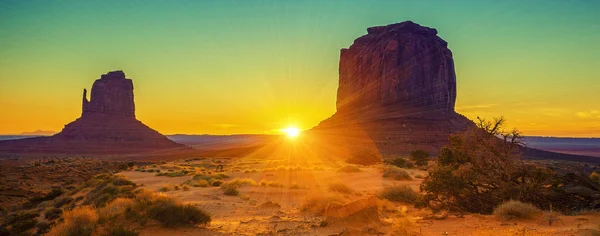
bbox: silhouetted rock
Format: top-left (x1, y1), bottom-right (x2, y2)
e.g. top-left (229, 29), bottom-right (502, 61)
top-left (82, 71), bottom-right (135, 117)
top-left (337, 21), bottom-right (456, 113)
top-left (313, 21), bottom-right (472, 155)
top-left (0, 71), bottom-right (185, 155)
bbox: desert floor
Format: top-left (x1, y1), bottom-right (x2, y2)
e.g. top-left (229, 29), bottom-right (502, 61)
top-left (117, 157), bottom-right (600, 236)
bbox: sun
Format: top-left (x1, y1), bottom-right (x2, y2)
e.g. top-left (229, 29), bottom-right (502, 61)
top-left (281, 126), bottom-right (301, 138)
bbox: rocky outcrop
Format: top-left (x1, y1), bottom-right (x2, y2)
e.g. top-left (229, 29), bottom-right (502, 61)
top-left (0, 71), bottom-right (185, 155)
top-left (82, 71), bottom-right (135, 117)
top-left (313, 21), bottom-right (473, 155)
top-left (337, 21), bottom-right (456, 115)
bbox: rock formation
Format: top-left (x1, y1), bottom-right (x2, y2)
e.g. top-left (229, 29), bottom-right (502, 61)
top-left (313, 21), bottom-right (473, 155)
top-left (0, 71), bottom-right (185, 155)
top-left (82, 71), bottom-right (135, 117)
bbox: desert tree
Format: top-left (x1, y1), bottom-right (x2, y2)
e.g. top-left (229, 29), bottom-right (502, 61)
top-left (420, 116), bottom-right (559, 213)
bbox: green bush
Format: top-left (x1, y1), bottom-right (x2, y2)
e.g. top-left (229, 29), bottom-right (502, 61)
top-left (493, 200), bottom-right (541, 220)
top-left (380, 185), bottom-right (419, 204)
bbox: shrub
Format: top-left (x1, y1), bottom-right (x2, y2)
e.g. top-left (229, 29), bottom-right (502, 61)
top-left (301, 196), bottom-right (344, 215)
top-left (183, 185), bottom-right (190, 191)
top-left (220, 178), bottom-right (256, 189)
top-left (36, 221), bottom-right (51, 235)
top-left (47, 206), bottom-right (98, 236)
top-left (380, 185), bottom-right (419, 204)
top-left (112, 176), bottom-right (135, 186)
top-left (174, 185), bottom-right (180, 191)
top-left (29, 188), bottom-right (63, 203)
top-left (98, 198), bottom-right (135, 223)
top-left (54, 196), bottom-right (74, 208)
top-left (211, 180), bottom-right (223, 186)
top-left (45, 207), bottom-right (63, 220)
top-left (338, 165), bottom-right (361, 173)
top-left (290, 183), bottom-right (301, 189)
top-left (493, 200), bottom-right (541, 220)
top-left (383, 166), bottom-right (412, 180)
top-left (159, 185), bottom-right (171, 192)
top-left (147, 196), bottom-right (211, 227)
top-left (391, 158), bottom-right (407, 168)
top-left (410, 150), bottom-right (429, 166)
top-left (419, 117), bottom-right (573, 213)
top-left (2, 212), bottom-right (39, 235)
top-left (591, 172), bottom-right (600, 184)
top-left (328, 182), bottom-right (353, 194)
top-left (267, 181), bottom-right (284, 188)
top-left (192, 180), bottom-right (209, 187)
top-left (222, 186), bottom-right (239, 196)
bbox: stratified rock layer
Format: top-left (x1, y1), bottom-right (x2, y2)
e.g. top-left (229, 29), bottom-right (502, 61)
top-left (337, 21), bottom-right (456, 113)
top-left (313, 21), bottom-right (472, 155)
top-left (0, 71), bottom-right (184, 155)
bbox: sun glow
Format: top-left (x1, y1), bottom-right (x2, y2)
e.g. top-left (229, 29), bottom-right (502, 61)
top-left (282, 126), bottom-right (301, 138)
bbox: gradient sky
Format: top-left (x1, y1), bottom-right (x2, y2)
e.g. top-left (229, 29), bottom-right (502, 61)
top-left (1, 0), bottom-right (599, 137)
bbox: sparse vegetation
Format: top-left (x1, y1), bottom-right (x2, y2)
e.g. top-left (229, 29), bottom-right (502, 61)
top-left (45, 207), bottom-right (63, 220)
top-left (380, 185), bottom-right (420, 204)
top-left (159, 185), bottom-right (171, 192)
top-left (493, 200), bottom-right (542, 220)
top-left (47, 206), bottom-right (98, 236)
top-left (383, 166), bottom-right (412, 180)
top-left (591, 172), bottom-right (600, 184)
top-left (328, 182), bottom-right (353, 194)
top-left (338, 165), bottom-right (361, 173)
top-left (410, 150), bottom-right (429, 166)
top-left (421, 117), bottom-right (600, 214)
top-left (301, 196), bottom-right (345, 215)
top-left (146, 194), bottom-right (211, 227)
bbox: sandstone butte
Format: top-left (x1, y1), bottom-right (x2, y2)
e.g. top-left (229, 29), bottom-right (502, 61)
top-left (0, 71), bottom-right (185, 155)
top-left (312, 21), bottom-right (473, 155)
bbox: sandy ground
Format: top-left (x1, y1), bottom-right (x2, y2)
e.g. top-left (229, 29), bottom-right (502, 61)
top-left (119, 159), bottom-right (600, 236)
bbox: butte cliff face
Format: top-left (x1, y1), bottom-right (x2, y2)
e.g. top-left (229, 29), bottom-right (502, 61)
top-left (313, 21), bottom-right (472, 155)
top-left (82, 71), bottom-right (135, 118)
top-left (0, 71), bottom-right (184, 155)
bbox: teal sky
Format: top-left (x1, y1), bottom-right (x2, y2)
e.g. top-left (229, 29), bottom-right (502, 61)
top-left (1, 0), bottom-right (599, 136)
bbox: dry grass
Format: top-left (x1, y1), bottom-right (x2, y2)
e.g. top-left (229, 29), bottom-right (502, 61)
top-left (98, 198), bottom-right (135, 223)
top-left (220, 178), bottom-right (257, 189)
top-left (47, 206), bottom-right (98, 236)
top-left (379, 185), bottom-right (419, 204)
top-left (383, 166), bottom-right (412, 180)
top-left (301, 196), bottom-right (345, 215)
top-left (328, 182), bottom-right (354, 194)
top-left (338, 165), bottom-right (361, 173)
top-left (392, 217), bottom-right (417, 236)
top-left (493, 200), bottom-right (542, 220)
top-left (159, 184), bottom-right (171, 192)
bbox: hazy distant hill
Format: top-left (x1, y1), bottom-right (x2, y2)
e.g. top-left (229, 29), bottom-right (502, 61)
top-left (523, 136), bottom-right (600, 157)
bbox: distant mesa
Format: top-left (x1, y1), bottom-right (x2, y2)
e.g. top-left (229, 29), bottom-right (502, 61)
top-left (19, 130), bottom-right (55, 136)
top-left (313, 21), bottom-right (473, 155)
top-left (0, 71), bottom-right (185, 155)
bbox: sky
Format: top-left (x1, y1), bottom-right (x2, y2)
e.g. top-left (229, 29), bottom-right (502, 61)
top-left (0, 0), bottom-right (599, 137)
